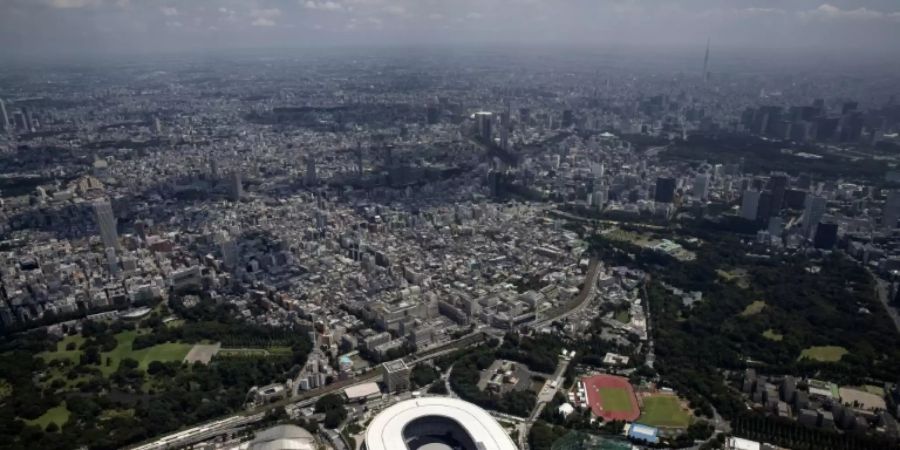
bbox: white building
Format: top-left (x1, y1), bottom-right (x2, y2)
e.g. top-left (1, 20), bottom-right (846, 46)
top-left (365, 397), bottom-right (517, 450)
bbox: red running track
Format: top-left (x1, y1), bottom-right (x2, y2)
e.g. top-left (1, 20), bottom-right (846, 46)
top-left (581, 374), bottom-right (640, 422)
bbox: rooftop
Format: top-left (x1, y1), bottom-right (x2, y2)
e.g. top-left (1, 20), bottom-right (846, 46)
top-left (365, 397), bottom-right (516, 450)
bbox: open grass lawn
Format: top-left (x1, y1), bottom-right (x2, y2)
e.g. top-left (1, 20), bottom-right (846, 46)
top-left (164, 319), bottom-right (185, 329)
top-left (99, 330), bottom-right (191, 376)
top-left (638, 395), bottom-right (692, 428)
top-left (38, 330), bottom-right (191, 377)
top-left (762, 329), bottom-right (784, 341)
top-left (716, 268), bottom-right (750, 289)
top-left (800, 346), bottom-right (848, 362)
top-left (598, 387), bottom-right (634, 412)
top-left (740, 300), bottom-right (766, 317)
top-left (25, 403), bottom-right (70, 430)
top-left (38, 334), bottom-right (86, 364)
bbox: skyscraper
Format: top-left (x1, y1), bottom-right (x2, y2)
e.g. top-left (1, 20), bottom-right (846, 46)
top-left (766, 173), bottom-right (788, 216)
top-left (21, 107), bottom-right (33, 131)
top-left (93, 200), bottom-right (119, 249)
top-left (802, 195), bottom-right (827, 239)
top-left (693, 174), bottom-right (709, 200)
top-left (814, 222), bottom-right (839, 249)
top-left (500, 106), bottom-right (510, 151)
top-left (740, 190), bottom-right (760, 220)
top-left (654, 177), bottom-right (676, 203)
top-left (230, 170), bottom-right (243, 201)
top-left (475, 112), bottom-right (493, 143)
top-left (0, 98), bottom-right (8, 132)
top-left (305, 158), bottom-right (317, 185)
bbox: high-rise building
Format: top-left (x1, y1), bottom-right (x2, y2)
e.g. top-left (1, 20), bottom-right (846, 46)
top-left (209, 157), bottom-right (219, 180)
top-left (0, 98), bottom-right (8, 132)
top-left (230, 170), bottom-right (243, 201)
top-left (814, 222), bottom-right (838, 249)
top-left (766, 173), bottom-right (788, 215)
top-left (93, 200), bottom-right (119, 249)
top-left (12, 111), bottom-right (26, 130)
top-left (756, 192), bottom-right (773, 222)
top-left (382, 360), bottom-right (410, 393)
top-left (741, 190), bottom-right (760, 220)
top-left (884, 190), bottom-right (900, 231)
top-left (500, 109), bottom-right (510, 150)
top-left (474, 112), bottom-right (493, 143)
top-left (654, 177), bottom-right (676, 203)
top-left (562, 109), bottom-right (574, 128)
top-left (693, 174), bottom-right (709, 200)
top-left (425, 105), bottom-right (440, 125)
top-left (21, 107), bottom-right (33, 131)
top-left (802, 195), bottom-right (827, 239)
top-left (106, 247), bottom-right (120, 276)
top-left (305, 157), bottom-right (317, 185)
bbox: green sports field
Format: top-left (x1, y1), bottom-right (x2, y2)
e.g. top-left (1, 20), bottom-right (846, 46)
top-left (638, 395), bottom-right (692, 428)
top-left (598, 387), bottom-right (633, 411)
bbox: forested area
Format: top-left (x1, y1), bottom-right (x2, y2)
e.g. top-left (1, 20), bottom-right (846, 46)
top-left (447, 347), bottom-right (537, 416)
top-left (0, 301), bottom-right (312, 450)
top-left (733, 413), bottom-right (895, 450)
top-left (589, 229), bottom-right (900, 420)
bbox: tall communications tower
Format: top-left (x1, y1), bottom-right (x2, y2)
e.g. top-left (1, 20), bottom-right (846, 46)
top-left (703, 37), bottom-right (711, 83)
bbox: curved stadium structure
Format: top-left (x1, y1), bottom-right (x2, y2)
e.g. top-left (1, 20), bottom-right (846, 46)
top-left (364, 397), bottom-right (517, 450)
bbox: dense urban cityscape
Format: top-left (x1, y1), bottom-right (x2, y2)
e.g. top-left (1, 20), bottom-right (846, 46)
top-left (2, 2), bottom-right (900, 450)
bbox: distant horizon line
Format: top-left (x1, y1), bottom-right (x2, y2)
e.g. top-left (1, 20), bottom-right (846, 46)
top-left (1, 42), bottom-right (899, 68)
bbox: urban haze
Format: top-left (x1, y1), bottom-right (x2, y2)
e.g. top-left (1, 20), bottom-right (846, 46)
top-left (1, 1), bottom-right (900, 450)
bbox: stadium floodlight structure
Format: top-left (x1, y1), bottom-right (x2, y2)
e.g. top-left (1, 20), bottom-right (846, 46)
top-left (364, 397), bottom-right (517, 450)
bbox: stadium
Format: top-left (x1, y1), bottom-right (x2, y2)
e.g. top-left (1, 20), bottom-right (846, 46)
top-left (364, 397), bottom-right (517, 450)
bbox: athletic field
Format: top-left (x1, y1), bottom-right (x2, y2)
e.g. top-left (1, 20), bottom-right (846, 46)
top-left (582, 374), bottom-right (640, 421)
top-left (638, 394), bottom-right (692, 428)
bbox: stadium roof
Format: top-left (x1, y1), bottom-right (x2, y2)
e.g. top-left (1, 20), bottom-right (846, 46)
top-left (249, 424), bottom-right (315, 450)
top-left (365, 397), bottom-right (517, 450)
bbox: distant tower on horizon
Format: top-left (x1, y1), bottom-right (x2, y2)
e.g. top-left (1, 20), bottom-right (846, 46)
top-left (703, 37), bottom-right (711, 83)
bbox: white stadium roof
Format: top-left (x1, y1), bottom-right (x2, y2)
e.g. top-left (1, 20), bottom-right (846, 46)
top-left (365, 397), bottom-right (517, 450)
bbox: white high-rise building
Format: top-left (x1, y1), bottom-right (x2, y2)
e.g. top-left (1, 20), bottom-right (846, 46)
top-left (741, 190), bottom-right (761, 220)
top-left (93, 200), bottom-right (119, 249)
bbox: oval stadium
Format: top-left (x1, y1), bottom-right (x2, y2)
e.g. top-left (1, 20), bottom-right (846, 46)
top-left (364, 397), bottom-right (517, 450)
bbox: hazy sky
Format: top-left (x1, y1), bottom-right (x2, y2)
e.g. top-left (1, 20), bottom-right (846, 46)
top-left (1, 0), bottom-right (899, 57)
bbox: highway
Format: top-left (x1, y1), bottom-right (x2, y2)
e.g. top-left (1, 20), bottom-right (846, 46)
top-left (530, 258), bottom-right (602, 329)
